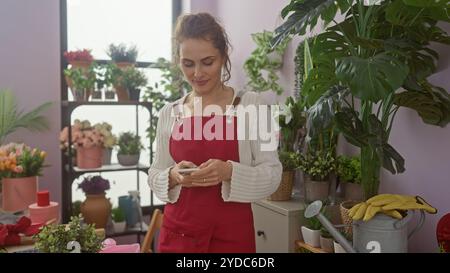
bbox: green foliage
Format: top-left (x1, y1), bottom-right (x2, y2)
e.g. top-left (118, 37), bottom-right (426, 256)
top-left (305, 215), bottom-right (322, 230)
top-left (298, 150), bottom-right (335, 181)
top-left (276, 96), bottom-right (307, 152)
top-left (279, 150), bottom-right (299, 171)
top-left (64, 65), bottom-right (96, 99)
top-left (33, 215), bottom-right (103, 253)
top-left (111, 207), bottom-right (125, 222)
top-left (336, 155), bottom-right (361, 184)
top-left (244, 30), bottom-right (291, 95)
top-left (142, 58), bottom-right (187, 148)
top-left (121, 67), bottom-right (147, 91)
top-left (274, 0), bottom-right (450, 198)
top-left (16, 148), bottom-right (47, 177)
top-left (72, 200), bottom-right (82, 217)
top-left (106, 43), bottom-right (138, 63)
top-left (117, 132), bottom-right (143, 155)
top-left (0, 90), bottom-right (51, 144)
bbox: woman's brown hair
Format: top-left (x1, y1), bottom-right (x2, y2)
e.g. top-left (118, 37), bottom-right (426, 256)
top-left (173, 12), bottom-right (232, 83)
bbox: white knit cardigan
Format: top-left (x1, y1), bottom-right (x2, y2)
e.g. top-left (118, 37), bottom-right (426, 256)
top-left (147, 91), bottom-right (282, 203)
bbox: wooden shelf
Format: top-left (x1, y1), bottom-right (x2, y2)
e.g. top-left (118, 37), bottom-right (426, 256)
top-left (295, 240), bottom-right (327, 253)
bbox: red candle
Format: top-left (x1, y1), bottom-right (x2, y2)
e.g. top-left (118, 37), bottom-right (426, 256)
top-left (37, 190), bottom-right (50, 207)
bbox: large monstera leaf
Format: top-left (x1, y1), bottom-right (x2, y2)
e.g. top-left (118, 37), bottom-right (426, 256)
top-left (272, 0), bottom-right (351, 48)
top-left (336, 52), bottom-right (409, 103)
top-left (335, 108), bottom-right (405, 174)
top-left (395, 82), bottom-right (450, 127)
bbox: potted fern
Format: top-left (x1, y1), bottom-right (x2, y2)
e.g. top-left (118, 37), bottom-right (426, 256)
top-left (273, 0), bottom-right (450, 199)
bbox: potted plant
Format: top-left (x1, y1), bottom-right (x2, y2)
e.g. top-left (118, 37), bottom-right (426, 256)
top-left (0, 90), bottom-right (51, 144)
top-left (268, 151), bottom-right (299, 201)
top-left (60, 119), bottom-right (104, 169)
top-left (117, 132), bottom-right (143, 166)
top-left (0, 143), bottom-right (47, 212)
top-left (142, 57), bottom-right (187, 149)
top-left (64, 65), bottom-right (96, 101)
top-left (244, 30), bottom-right (291, 95)
top-left (273, 0), bottom-right (450, 199)
top-left (298, 150), bottom-right (336, 203)
top-left (112, 207), bottom-right (126, 233)
top-left (33, 215), bottom-right (103, 253)
top-left (121, 66), bottom-right (147, 101)
top-left (63, 49), bottom-right (94, 68)
top-left (337, 155), bottom-right (363, 201)
top-left (93, 122), bottom-right (117, 165)
top-left (301, 215), bottom-right (321, 248)
top-left (98, 63), bottom-right (119, 101)
top-left (320, 227), bottom-right (334, 253)
top-left (106, 43), bottom-right (138, 68)
top-left (78, 175), bottom-right (111, 229)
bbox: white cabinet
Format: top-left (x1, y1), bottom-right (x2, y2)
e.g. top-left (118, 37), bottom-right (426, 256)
top-left (252, 195), bottom-right (306, 253)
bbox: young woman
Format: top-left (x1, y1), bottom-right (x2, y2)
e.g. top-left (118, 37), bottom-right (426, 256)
top-left (148, 12), bottom-right (282, 253)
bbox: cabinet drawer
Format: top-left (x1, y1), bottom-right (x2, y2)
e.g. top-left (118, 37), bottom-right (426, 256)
top-left (252, 204), bottom-right (289, 253)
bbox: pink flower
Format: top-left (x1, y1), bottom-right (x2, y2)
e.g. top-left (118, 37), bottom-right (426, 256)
top-left (14, 165), bottom-right (23, 173)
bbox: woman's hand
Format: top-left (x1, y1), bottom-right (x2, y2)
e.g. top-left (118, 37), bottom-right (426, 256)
top-left (184, 159), bottom-right (233, 187)
top-left (168, 160), bottom-right (197, 189)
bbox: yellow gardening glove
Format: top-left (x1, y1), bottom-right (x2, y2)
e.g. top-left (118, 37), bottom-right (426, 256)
top-left (348, 194), bottom-right (437, 222)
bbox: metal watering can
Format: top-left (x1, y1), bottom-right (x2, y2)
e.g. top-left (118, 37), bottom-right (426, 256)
top-left (305, 200), bottom-right (425, 253)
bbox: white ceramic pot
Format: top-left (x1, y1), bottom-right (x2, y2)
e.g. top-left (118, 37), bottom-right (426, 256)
top-left (320, 236), bottom-right (334, 253)
top-left (333, 241), bottom-right (347, 253)
top-left (113, 221), bottom-right (126, 233)
top-left (301, 226), bottom-right (321, 248)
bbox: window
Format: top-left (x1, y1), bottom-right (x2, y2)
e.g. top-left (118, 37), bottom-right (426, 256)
top-left (62, 0), bottom-right (181, 213)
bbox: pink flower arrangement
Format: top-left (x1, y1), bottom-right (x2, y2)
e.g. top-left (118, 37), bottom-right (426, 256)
top-left (60, 119), bottom-right (104, 149)
top-left (63, 49), bottom-right (94, 63)
top-left (0, 143), bottom-right (47, 179)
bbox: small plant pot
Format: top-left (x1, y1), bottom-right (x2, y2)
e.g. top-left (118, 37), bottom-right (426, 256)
top-left (117, 154), bottom-right (140, 166)
top-left (320, 236), bottom-right (334, 253)
top-left (76, 146), bottom-right (103, 169)
top-left (333, 240), bottom-right (347, 253)
top-left (105, 90), bottom-right (116, 100)
top-left (91, 91), bottom-right (102, 100)
top-left (113, 221), bottom-right (126, 233)
top-left (301, 226), bottom-right (320, 248)
top-left (343, 182), bottom-right (364, 201)
top-left (304, 177), bottom-right (330, 203)
top-left (102, 148), bottom-right (113, 165)
top-left (128, 88), bottom-right (141, 101)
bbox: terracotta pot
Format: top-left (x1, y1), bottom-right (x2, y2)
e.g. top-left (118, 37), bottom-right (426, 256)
top-left (76, 146), bottom-right (103, 169)
top-left (268, 171), bottom-right (294, 201)
top-left (114, 84), bottom-right (129, 101)
top-left (81, 194), bottom-right (111, 229)
top-left (115, 62), bottom-right (134, 69)
top-left (1, 176), bottom-right (38, 212)
top-left (69, 60), bottom-right (92, 69)
top-left (343, 182), bottom-right (364, 201)
top-left (304, 175), bottom-right (330, 203)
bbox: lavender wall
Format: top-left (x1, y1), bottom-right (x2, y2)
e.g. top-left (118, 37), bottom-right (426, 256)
top-left (191, 0), bottom-right (450, 252)
top-left (0, 0), bottom-right (62, 204)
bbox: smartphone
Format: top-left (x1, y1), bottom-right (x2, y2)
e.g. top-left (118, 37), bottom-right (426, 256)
top-left (178, 167), bottom-right (199, 175)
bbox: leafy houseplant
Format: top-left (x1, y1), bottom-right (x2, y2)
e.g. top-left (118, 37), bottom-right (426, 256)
top-left (143, 57), bottom-right (187, 148)
top-left (273, 0), bottom-right (450, 199)
top-left (111, 207), bottom-right (126, 233)
top-left (244, 30), bottom-right (291, 95)
top-left (64, 65), bottom-right (96, 101)
top-left (0, 90), bottom-right (51, 144)
top-left (117, 132), bottom-right (143, 166)
top-left (336, 155), bottom-right (361, 185)
top-left (301, 215), bottom-right (322, 247)
top-left (276, 96), bottom-right (307, 152)
top-left (106, 43), bottom-right (138, 64)
top-left (33, 215), bottom-right (103, 253)
top-left (121, 66), bottom-right (148, 101)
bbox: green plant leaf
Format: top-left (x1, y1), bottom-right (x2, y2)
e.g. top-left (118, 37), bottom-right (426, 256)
top-left (272, 0), bottom-right (336, 48)
top-left (0, 90), bottom-right (52, 144)
top-left (403, 0), bottom-right (450, 8)
top-left (336, 52), bottom-right (409, 102)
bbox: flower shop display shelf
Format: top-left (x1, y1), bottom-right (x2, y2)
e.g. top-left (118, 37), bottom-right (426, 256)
top-left (60, 99), bottom-right (155, 243)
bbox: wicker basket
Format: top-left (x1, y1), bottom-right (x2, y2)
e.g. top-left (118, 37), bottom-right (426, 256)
top-left (339, 200), bottom-right (360, 238)
top-left (267, 171), bottom-right (294, 201)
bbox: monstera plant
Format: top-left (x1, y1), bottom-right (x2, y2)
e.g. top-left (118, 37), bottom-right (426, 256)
top-left (272, 0), bottom-right (450, 198)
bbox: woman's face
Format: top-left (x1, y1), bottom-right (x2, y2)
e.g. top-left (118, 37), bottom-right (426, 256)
top-left (179, 38), bottom-right (224, 95)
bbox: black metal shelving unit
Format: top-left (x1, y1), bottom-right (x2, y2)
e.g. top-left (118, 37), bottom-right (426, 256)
top-left (60, 100), bottom-right (164, 240)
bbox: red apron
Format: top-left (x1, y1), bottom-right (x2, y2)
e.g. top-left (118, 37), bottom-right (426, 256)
top-left (158, 115), bottom-right (256, 253)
